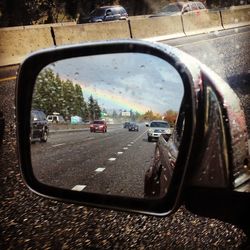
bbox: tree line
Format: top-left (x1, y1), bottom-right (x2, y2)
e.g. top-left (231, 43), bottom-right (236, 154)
top-left (141, 110), bottom-right (178, 126)
top-left (32, 68), bottom-right (178, 124)
top-left (32, 68), bottom-right (101, 121)
top-left (1, 0), bottom-right (248, 27)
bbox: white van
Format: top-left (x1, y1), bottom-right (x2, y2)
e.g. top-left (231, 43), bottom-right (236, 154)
top-left (47, 114), bottom-right (65, 123)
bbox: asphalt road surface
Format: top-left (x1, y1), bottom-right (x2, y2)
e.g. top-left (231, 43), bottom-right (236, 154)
top-left (31, 125), bottom-right (155, 198)
top-left (0, 26), bottom-right (249, 248)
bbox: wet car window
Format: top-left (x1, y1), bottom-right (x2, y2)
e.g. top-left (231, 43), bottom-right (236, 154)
top-left (150, 122), bottom-right (170, 128)
top-left (161, 4), bottom-right (183, 12)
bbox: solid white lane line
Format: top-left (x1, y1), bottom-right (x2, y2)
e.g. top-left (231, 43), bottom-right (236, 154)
top-left (72, 185), bottom-right (86, 191)
top-left (109, 158), bottom-right (116, 161)
top-left (95, 168), bottom-right (105, 172)
top-left (52, 143), bottom-right (66, 148)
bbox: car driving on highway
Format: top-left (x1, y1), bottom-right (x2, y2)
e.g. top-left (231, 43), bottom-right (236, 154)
top-left (30, 109), bottom-right (49, 143)
top-left (47, 114), bottom-right (65, 123)
top-left (128, 122), bottom-right (139, 132)
top-left (150, 1), bottom-right (206, 17)
top-left (90, 120), bottom-right (107, 133)
top-left (88, 5), bottom-right (128, 23)
top-left (147, 120), bottom-right (172, 142)
top-left (123, 121), bottom-right (130, 128)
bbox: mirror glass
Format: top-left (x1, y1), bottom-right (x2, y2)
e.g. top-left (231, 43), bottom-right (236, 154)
top-left (31, 52), bottom-right (184, 199)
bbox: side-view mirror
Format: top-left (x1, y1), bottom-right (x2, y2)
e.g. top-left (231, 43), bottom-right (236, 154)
top-left (16, 40), bottom-right (249, 221)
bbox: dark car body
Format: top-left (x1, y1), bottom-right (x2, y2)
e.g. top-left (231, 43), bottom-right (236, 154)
top-left (128, 122), bottom-right (139, 131)
top-left (31, 109), bottom-right (49, 142)
top-left (150, 1), bottom-right (206, 17)
top-left (90, 120), bottom-right (107, 133)
top-left (145, 106), bottom-right (186, 197)
top-left (88, 6), bottom-right (128, 23)
top-left (123, 121), bottom-right (130, 128)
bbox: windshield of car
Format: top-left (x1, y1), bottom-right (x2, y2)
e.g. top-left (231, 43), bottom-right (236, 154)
top-left (150, 122), bottom-right (169, 128)
top-left (161, 4), bottom-right (183, 13)
top-left (93, 120), bottom-right (105, 124)
top-left (90, 8), bottom-right (106, 17)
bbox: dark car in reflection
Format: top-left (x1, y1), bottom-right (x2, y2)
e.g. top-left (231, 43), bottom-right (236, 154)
top-left (31, 109), bottom-right (49, 143)
top-left (149, 1), bottom-right (206, 18)
top-left (145, 108), bottom-right (185, 197)
top-left (128, 122), bottom-right (139, 132)
top-left (123, 121), bottom-right (130, 128)
top-left (90, 120), bottom-right (107, 133)
top-left (88, 6), bottom-right (128, 23)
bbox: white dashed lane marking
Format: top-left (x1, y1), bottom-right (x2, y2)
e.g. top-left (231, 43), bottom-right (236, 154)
top-left (117, 152), bottom-right (123, 155)
top-left (52, 143), bottom-right (66, 148)
top-left (72, 185), bottom-right (86, 191)
top-left (109, 158), bottom-right (116, 161)
top-left (95, 168), bottom-right (105, 172)
top-left (123, 147), bottom-right (128, 150)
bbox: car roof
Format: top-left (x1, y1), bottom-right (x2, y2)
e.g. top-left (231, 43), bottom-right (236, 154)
top-left (97, 5), bottom-right (124, 10)
top-left (150, 120), bottom-right (168, 123)
top-left (165, 1), bottom-right (205, 7)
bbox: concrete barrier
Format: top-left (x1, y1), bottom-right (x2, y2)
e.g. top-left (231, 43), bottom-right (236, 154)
top-left (182, 10), bottom-right (223, 36)
top-left (53, 21), bottom-right (131, 45)
top-left (221, 5), bottom-right (250, 29)
top-left (129, 15), bottom-right (185, 41)
top-left (128, 15), bottom-right (151, 20)
top-left (0, 26), bottom-right (54, 66)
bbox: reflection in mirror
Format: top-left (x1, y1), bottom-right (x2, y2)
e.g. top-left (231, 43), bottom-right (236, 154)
top-left (31, 53), bottom-right (184, 199)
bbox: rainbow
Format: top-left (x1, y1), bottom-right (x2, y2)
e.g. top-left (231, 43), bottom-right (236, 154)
top-left (59, 76), bottom-right (154, 114)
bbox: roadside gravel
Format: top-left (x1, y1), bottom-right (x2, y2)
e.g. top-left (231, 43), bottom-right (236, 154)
top-left (0, 80), bottom-right (247, 249)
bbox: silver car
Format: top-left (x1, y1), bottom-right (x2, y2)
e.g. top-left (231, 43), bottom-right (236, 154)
top-left (147, 120), bottom-right (172, 142)
top-left (149, 1), bottom-right (206, 17)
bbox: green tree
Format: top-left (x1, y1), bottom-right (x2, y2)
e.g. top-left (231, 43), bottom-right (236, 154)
top-left (93, 100), bottom-right (101, 119)
top-left (33, 68), bottom-right (63, 115)
top-left (74, 84), bottom-right (88, 119)
top-left (88, 95), bottom-right (95, 120)
top-left (62, 79), bottom-right (76, 117)
top-left (163, 109), bottom-right (178, 126)
top-left (33, 68), bottom-right (88, 120)
top-left (88, 95), bottom-right (101, 120)
top-left (112, 110), bottom-right (118, 118)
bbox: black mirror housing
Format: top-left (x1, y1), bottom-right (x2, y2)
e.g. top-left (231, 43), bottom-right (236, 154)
top-left (16, 39), bottom-right (249, 218)
top-left (16, 40), bottom-right (197, 216)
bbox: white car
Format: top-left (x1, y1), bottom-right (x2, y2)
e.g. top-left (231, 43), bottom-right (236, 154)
top-left (146, 120), bottom-right (172, 142)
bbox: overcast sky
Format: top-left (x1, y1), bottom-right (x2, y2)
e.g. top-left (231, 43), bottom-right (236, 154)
top-left (48, 52), bottom-right (184, 114)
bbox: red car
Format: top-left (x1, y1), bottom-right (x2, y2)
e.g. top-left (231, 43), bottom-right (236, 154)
top-left (90, 120), bottom-right (107, 133)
